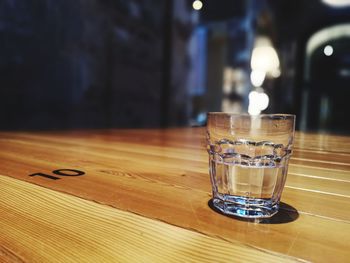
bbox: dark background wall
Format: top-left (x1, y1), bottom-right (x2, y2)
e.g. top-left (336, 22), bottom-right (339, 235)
top-left (0, 0), bottom-right (187, 130)
top-left (1, 0), bottom-right (350, 133)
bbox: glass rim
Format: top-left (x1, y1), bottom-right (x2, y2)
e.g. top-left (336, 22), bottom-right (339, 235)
top-left (207, 112), bottom-right (295, 119)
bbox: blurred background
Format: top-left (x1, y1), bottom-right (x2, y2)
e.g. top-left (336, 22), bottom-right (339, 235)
top-left (1, 0), bottom-right (350, 133)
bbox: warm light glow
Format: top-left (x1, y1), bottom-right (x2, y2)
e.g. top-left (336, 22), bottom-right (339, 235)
top-left (248, 91), bottom-right (269, 116)
top-left (271, 68), bottom-right (281, 78)
top-left (324, 45), bottom-right (334, 56)
top-left (192, 0), bottom-right (203, 10)
top-left (251, 37), bottom-right (280, 79)
top-left (250, 70), bottom-right (266, 87)
top-left (251, 46), bottom-right (280, 74)
top-left (322, 0), bottom-right (350, 7)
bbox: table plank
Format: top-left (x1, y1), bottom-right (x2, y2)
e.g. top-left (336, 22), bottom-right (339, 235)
top-left (2, 130), bottom-right (350, 168)
top-left (1, 128), bottom-right (350, 262)
top-left (288, 164), bottom-right (350, 182)
top-left (295, 132), bottom-right (350, 153)
top-left (0, 175), bottom-right (296, 263)
top-left (0, 132), bottom-right (349, 220)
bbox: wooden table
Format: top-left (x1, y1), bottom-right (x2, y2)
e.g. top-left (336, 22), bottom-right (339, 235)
top-left (0, 128), bottom-right (349, 262)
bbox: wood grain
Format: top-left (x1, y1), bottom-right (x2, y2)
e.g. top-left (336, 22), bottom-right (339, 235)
top-left (0, 175), bottom-right (296, 263)
top-left (0, 128), bottom-right (350, 262)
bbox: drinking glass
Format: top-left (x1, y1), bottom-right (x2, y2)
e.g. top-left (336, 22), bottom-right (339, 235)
top-left (207, 113), bottom-right (295, 218)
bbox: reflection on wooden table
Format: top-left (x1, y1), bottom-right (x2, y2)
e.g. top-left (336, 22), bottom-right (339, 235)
top-left (0, 128), bottom-right (349, 262)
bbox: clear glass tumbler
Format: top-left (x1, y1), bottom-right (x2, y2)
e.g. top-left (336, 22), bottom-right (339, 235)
top-left (207, 113), bottom-right (295, 218)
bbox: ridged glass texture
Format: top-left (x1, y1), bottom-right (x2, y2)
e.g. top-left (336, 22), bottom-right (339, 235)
top-left (207, 113), bottom-right (295, 218)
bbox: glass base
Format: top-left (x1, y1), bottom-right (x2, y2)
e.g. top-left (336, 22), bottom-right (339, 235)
top-left (212, 196), bottom-right (279, 218)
